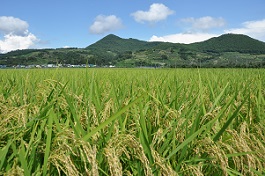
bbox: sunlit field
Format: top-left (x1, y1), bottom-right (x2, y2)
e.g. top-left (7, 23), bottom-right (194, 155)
top-left (0, 68), bottom-right (265, 175)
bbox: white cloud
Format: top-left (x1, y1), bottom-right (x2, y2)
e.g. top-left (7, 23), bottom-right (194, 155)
top-left (148, 16), bottom-right (224, 44)
top-left (89, 15), bottom-right (123, 34)
top-left (0, 32), bottom-right (38, 53)
top-left (0, 16), bottom-right (29, 35)
top-left (0, 16), bottom-right (38, 53)
top-left (181, 16), bottom-right (226, 30)
top-left (224, 19), bottom-right (265, 41)
top-left (131, 3), bottom-right (174, 23)
top-left (149, 33), bottom-right (218, 44)
top-left (149, 18), bottom-right (265, 44)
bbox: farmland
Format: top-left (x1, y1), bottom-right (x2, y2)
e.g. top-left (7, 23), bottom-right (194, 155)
top-left (0, 68), bottom-right (265, 175)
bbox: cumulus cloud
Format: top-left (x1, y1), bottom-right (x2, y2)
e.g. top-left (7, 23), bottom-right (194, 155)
top-left (149, 18), bottom-right (265, 44)
top-left (181, 16), bottom-right (226, 30)
top-left (148, 16), bottom-right (223, 44)
top-left (89, 15), bottom-right (123, 34)
top-left (150, 33), bottom-right (218, 44)
top-left (224, 19), bottom-right (265, 41)
top-left (131, 3), bottom-right (174, 23)
top-left (0, 16), bottom-right (29, 35)
top-left (0, 32), bottom-right (37, 53)
top-left (0, 16), bottom-right (38, 53)
top-left (147, 16), bottom-right (224, 44)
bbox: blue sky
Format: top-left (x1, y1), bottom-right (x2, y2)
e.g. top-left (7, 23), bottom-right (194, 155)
top-left (1, 0), bottom-right (265, 53)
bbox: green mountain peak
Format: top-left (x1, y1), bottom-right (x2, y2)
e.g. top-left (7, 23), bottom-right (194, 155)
top-left (192, 33), bottom-right (265, 53)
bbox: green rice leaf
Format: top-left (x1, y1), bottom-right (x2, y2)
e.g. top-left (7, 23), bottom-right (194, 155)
top-left (0, 141), bottom-right (12, 170)
top-left (18, 141), bottom-right (30, 176)
top-left (42, 109), bottom-right (54, 176)
top-left (83, 94), bottom-right (146, 141)
top-left (166, 116), bottom-right (217, 160)
top-left (213, 94), bottom-right (248, 142)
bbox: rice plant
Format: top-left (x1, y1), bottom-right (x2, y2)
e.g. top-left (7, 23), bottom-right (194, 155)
top-left (0, 68), bottom-right (264, 175)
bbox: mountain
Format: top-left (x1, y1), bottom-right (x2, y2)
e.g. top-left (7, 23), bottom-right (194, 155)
top-left (87, 33), bottom-right (265, 54)
top-left (1, 33), bottom-right (265, 68)
top-left (86, 34), bottom-right (144, 52)
top-left (191, 34), bottom-right (265, 54)
top-left (86, 34), bottom-right (171, 52)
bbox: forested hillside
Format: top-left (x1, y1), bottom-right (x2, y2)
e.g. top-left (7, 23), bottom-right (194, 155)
top-left (1, 34), bottom-right (265, 68)
top-left (191, 34), bottom-right (265, 54)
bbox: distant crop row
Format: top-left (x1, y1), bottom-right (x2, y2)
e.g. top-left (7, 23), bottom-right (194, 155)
top-left (0, 68), bottom-right (265, 175)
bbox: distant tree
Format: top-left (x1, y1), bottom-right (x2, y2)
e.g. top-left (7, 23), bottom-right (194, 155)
top-left (161, 54), bottom-right (168, 60)
top-left (118, 51), bottom-right (132, 60)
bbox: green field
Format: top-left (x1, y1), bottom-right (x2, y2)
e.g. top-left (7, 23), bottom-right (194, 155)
top-left (0, 68), bottom-right (265, 175)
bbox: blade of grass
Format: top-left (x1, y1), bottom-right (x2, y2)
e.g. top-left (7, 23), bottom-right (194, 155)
top-left (166, 114), bottom-right (219, 160)
top-left (63, 92), bottom-right (85, 137)
top-left (197, 69), bottom-right (206, 115)
top-left (213, 94), bottom-right (248, 142)
top-left (83, 94), bottom-right (146, 141)
top-left (138, 102), bottom-right (155, 173)
top-left (18, 141), bottom-right (30, 176)
top-left (139, 129), bottom-right (155, 171)
top-left (226, 168), bottom-right (243, 176)
top-left (42, 109), bottom-right (54, 176)
top-left (0, 141), bottom-right (12, 170)
top-left (209, 82), bottom-right (229, 112)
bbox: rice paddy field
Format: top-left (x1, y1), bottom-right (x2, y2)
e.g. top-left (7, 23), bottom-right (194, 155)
top-left (0, 68), bottom-right (265, 176)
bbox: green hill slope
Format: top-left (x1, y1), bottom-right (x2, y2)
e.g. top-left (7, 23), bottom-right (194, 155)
top-left (1, 33), bottom-right (265, 67)
top-left (86, 34), bottom-right (146, 52)
top-left (86, 34), bottom-right (168, 52)
top-left (191, 34), bottom-right (265, 54)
